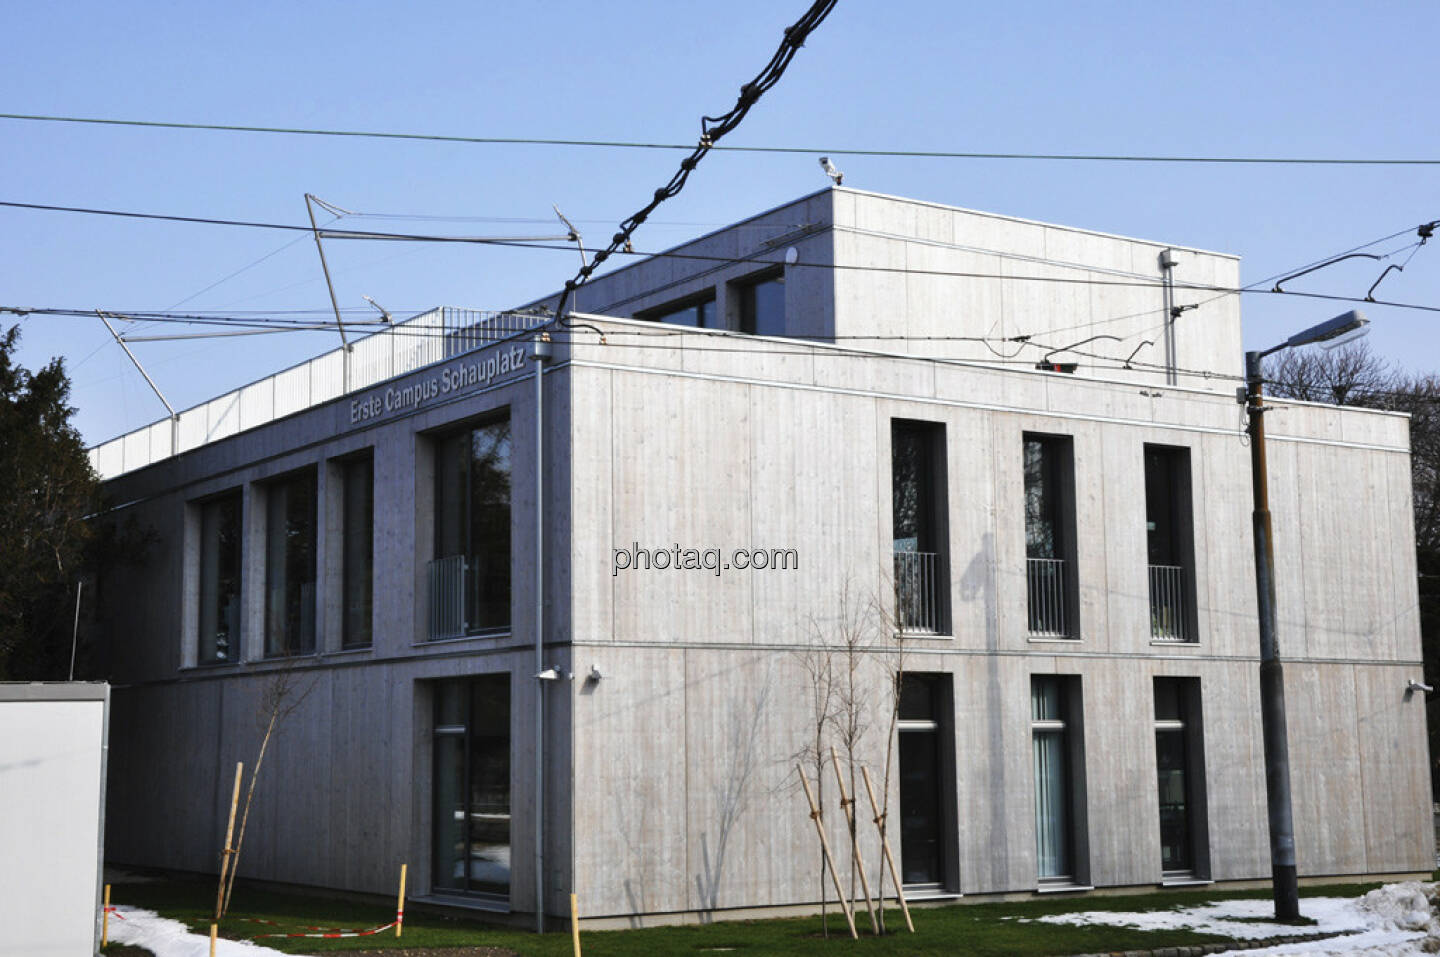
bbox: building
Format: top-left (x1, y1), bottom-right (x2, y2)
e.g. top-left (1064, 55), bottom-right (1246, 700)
top-left (94, 187), bottom-right (1432, 926)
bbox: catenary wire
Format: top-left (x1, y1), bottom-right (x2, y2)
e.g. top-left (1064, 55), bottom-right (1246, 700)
top-left (9, 198), bottom-right (1440, 315)
top-left (551, 0), bottom-right (839, 319)
top-left (6, 111), bottom-right (1440, 166)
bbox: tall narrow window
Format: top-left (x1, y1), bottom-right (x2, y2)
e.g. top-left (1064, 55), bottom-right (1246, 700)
top-left (264, 470), bottom-right (317, 657)
top-left (737, 269), bottom-right (785, 336)
top-left (1024, 434), bottom-right (1077, 637)
top-left (432, 674), bottom-right (511, 899)
top-left (897, 673), bottom-right (954, 889)
top-left (892, 420), bottom-right (948, 634)
top-left (1032, 675), bottom-right (1086, 885)
top-left (1155, 677), bottom-right (1207, 879)
top-left (197, 491), bottom-right (242, 664)
top-left (430, 415), bottom-right (511, 639)
top-left (1145, 445), bottom-right (1196, 641)
top-left (341, 454), bottom-right (374, 649)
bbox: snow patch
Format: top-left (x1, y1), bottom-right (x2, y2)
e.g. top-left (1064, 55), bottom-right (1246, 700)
top-left (107, 906), bottom-right (315, 957)
top-left (1030, 882), bottom-right (1440, 956)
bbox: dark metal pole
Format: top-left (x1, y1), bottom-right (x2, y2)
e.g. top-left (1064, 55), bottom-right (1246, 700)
top-left (1245, 350), bottom-right (1300, 920)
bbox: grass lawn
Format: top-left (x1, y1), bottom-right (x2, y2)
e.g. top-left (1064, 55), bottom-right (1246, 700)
top-left (108, 876), bottom-right (1385, 957)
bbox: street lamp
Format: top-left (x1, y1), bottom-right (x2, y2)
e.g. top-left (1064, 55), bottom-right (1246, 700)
top-left (1244, 309), bottom-right (1369, 921)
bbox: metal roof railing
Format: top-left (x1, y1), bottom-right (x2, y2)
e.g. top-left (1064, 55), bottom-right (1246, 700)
top-left (89, 307), bottom-right (548, 480)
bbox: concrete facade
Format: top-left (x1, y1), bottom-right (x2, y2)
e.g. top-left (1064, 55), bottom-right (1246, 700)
top-left (97, 188), bottom-right (1431, 925)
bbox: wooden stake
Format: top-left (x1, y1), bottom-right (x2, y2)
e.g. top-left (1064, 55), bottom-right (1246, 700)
top-left (860, 765), bottom-right (913, 933)
top-left (213, 761), bottom-right (243, 925)
top-left (209, 922), bottom-right (218, 957)
top-left (102, 884), bottom-right (110, 947)
top-left (795, 765), bottom-right (858, 939)
top-left (396, 863), bottom-right (407, 937)
top-left (570, 892), bottom-right (582, 957)
top-left (830, 746), bottom-right (879, 933)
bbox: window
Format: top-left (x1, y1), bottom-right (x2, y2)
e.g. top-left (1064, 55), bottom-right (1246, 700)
top-left (1154, 677), bottom-right (1208, 879)
top-left (1144, 445), bottom-right (1196, 641)
top-left (1032, 675), bottom-right (1087, 885)
top-left (341, 454), bottom-right (374, 649)
top-left (737, 269), bottom-right (785, 336)
top-left (197, 491), bottom-right (242, 664)
top-left (892, 420), bottom-right (949, 634)
top-left (429, 415), bottom-right (511, 638)
top-left (264, 470), bottom-right (317, 657)
top-left (641, 293), bottom-right (715, 328)
top-left (897, 673), bottom-right (954, 889)
top-left (1024, 434), bottom-right (1077, 637)
top-left (432, 675), bottom-right (511, 899)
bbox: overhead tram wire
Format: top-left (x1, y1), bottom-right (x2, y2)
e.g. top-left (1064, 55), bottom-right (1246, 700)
top-left (5, 111), bottom-right (1440, 167)
top-left (13, 198), bottom-right (1440, 316)
top-left (550, 0), bottom-right (839, 320)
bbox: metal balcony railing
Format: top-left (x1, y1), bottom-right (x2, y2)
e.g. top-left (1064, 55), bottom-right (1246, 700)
top-left (1026, 557), bottom-right (1069, 637)
top-left (894, 550), bottom-right (942, 634)
top-left (1148, 564), bottom-right (1190, 641)
top-left (428, 555), bottom-right (469, 640)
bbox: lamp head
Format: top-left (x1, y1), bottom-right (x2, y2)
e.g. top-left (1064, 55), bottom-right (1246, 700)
top-left (1284, 310), bottom-right (1369, 350)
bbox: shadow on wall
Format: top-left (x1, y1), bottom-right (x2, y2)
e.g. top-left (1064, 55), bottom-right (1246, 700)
top-left (961, 533), bottom-right (1010, 887)
top-left (696, 676), bottom-right (773, 921)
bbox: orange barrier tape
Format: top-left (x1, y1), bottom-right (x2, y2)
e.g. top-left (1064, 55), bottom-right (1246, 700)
top-left (251, 920), bottom-right (397, 940)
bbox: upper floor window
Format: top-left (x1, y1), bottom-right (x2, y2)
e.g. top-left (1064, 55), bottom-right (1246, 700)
top-left (197, 490), bottom-right (242, 664)
top-left (340, 453), bottom-right (374, 650)
top-left (737, 269), bottom-right (785, 336)
top-left (1144, 445), bottom-right (1196, 642)
top-left (429, 415), bottom-right (511, 638)
top-left (264, 469), bottom-right (317, 657)
top-left (892, 420), bottom-right (949, 634)
top-left (1024, 434), bottom-right (1077, 638)
top-left (641, 293), bottom-right (715, 329)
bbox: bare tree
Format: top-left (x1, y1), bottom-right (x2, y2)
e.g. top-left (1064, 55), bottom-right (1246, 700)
top-left (1264, 340), bottom-right (1392, 405)
top-left (792, 626), bottom-right (837, 934)
top-left (222, 661), bottom-right (316, 915)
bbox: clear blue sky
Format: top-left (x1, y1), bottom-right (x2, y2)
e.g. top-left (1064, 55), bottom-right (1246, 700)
top-left (4, 1), bottom-right (1437, 445)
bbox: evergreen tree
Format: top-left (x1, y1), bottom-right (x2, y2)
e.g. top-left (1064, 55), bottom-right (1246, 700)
top-left (0, 324), bottom-right (100, 679)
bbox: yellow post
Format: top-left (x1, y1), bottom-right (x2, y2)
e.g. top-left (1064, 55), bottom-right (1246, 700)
top-left (570, 893), bottom-right (582, 957)
top-left (102, 884), bottom-right (111, 947)
top-left (395, 863), bottom-right (408, 938)
top-left (209, 922), bottom-right (218, 957)
top-left (214, 761), bottom-right (243, 924)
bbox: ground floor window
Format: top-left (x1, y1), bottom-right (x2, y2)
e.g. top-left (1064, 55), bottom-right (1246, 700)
top-left (1155, 676), bottom-right (1206, 878)
top-left (898, 672), bottom-right (952, 889)
top-left (432, 675), bottom-right (511, 899)
top-left (1032, 674), bottom-right (1085, 884)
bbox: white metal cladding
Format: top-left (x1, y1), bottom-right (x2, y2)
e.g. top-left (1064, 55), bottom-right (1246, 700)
top-left (88, 308), bottom-right (548, 479)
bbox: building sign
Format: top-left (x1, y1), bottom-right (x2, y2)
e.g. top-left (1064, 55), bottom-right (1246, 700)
top-left (349, 344), bottom-right (529, 427)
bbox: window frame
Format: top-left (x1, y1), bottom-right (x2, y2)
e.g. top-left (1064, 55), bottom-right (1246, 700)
top-left (891, 419), bottom-right (951, 636)
top-left (338, 451), bottom-right (375, 650)
top-left (1023, 433), bottom-right (1079, 639)
top-left (261, 466), bottom-right (319, 659)
top-left (195, 488), bottom-right (244, 666)
top-left (734, 267), bottom-right (785, 336)
top-left (1143, 444), bottom-right (1198, 643)
top-left (1030, 674), bottom-right (1090, 889)
top-left (429, 411), bottom-right (513, 638)
top-left (637, 290), bottom-right (717, 329)
top-left (1153, 676), bottom-right (1210, 881)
